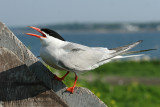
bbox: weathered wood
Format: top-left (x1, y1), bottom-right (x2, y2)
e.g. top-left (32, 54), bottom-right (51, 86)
top-left (0, 21), bottom-right (107, 107)
top-left (2, 90), bottom-right (67, 107)
top-left (0, 47), bottom-right (68, 107)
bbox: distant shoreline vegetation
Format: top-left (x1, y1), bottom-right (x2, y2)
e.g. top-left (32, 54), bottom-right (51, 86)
top-left (11, 22), bottom-right (160, 33)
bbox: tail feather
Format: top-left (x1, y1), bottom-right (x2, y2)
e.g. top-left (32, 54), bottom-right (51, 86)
top-left (109, 40), bottom-right (143, 52)
top-left (107, 40), bottom-right (143, 59)
top-left (113, 49), bottom-right (156, 59)
top-left (98, 40), bottom-right (143, 63)
top-left (98, 40), bottom-right (156, 63)
top-left (113, 54), bottom-right (144, 59)
top-left (122, 49), bottom-right (157, 55)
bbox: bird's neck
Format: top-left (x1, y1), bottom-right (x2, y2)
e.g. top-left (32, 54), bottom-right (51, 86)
top-left (40, 36), bottom-right (65, 48)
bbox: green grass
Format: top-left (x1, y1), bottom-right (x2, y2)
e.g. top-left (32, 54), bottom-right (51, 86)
top-left (46, 60), bottom-right (160, 107)
top-left (79, 81), bottom-right (160, 107)
top-left (90, 60), bottom-right (160, 77)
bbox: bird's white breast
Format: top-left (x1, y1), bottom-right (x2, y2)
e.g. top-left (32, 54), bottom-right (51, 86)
top-left (40, 43), bottom-right (66, 70)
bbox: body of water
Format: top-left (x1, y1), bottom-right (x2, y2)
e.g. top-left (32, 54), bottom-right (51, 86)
top-left (12, 30), bottom-right (160, 59)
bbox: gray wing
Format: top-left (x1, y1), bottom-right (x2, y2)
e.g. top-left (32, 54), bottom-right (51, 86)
top-left (58, 42), bottom-right (109, 72)
top-left (58, 40), bottom-right (142, 72)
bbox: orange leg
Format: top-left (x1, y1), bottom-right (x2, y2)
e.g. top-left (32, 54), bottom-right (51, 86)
top-left (66, 73), bottom-right (78, 93)
top-left (54, 71), bottom-right (70, 81)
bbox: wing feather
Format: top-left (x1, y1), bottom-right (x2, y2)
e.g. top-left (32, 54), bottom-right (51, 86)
top-left (58, 42), bottom-right (106, 72)
top-left (58, 40), bottom-right (142, 72)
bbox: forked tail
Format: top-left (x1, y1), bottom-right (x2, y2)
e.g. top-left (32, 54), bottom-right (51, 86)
top-left (109, 40), bottom-right (156, 60)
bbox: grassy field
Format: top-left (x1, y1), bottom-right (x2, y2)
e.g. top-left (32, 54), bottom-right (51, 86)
top-left (46, 60), bottom-right (160, 107)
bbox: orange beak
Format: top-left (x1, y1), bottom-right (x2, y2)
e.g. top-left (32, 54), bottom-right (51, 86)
top-left (25, 26), bottom-right (46, 38)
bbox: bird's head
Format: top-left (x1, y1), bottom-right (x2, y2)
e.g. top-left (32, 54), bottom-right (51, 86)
top-left (25, 26), bottom-right (65, 41)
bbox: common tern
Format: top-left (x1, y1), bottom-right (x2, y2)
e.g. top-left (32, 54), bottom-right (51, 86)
top-left (25, 26), bottom-right (155, 93)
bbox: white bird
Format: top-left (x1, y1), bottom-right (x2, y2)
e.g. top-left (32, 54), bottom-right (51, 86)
top-left (25, 26), bottom-right (155, 93)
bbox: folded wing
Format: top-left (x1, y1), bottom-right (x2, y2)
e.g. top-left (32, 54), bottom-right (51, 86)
top-left (58, 40), bottom-right (143, 72)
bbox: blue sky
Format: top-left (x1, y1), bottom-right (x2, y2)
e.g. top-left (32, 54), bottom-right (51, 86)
top-left (0, 0), bottom-right (160, 26)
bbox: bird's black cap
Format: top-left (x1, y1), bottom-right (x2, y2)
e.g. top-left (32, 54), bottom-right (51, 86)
top-left (41, 28), bottom-right (65, 41)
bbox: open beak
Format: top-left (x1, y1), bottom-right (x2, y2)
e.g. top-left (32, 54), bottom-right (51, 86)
top-left (25, 26), bottom-right (46, 38)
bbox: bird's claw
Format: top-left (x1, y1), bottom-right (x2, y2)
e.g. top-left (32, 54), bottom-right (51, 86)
top-left (66, 87), bottom-right (74, 93)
